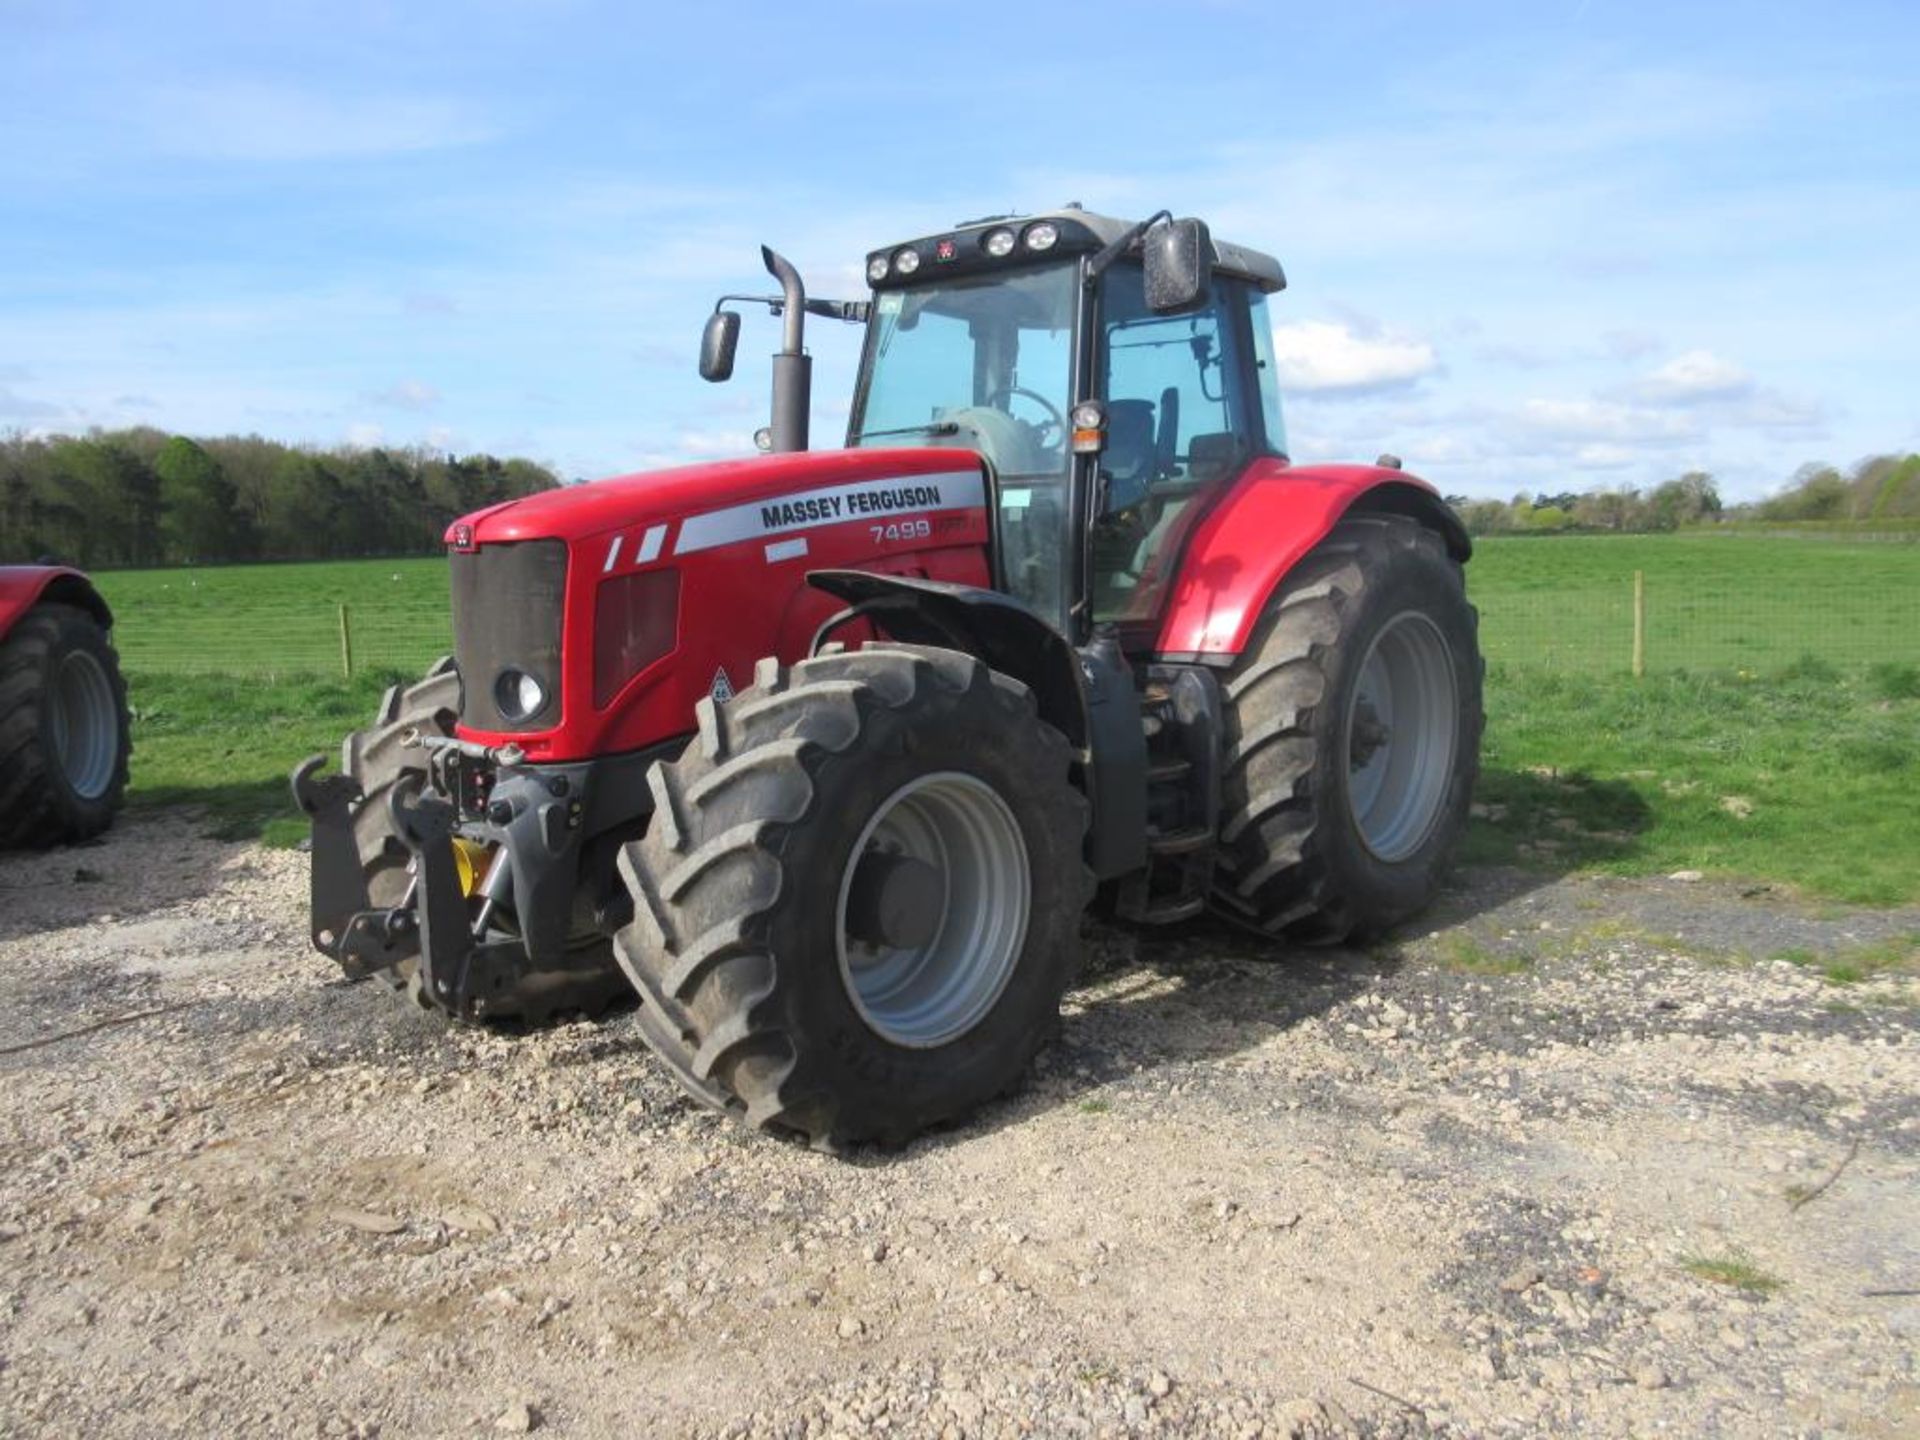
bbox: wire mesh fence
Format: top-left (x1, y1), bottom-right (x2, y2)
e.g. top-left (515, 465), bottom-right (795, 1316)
top-left (115, 602), bottom-right (454, 680)
top-left (94, 534), bottom-right (1920, 683)
top-left (1470, 534), bottom-right (1920, 676)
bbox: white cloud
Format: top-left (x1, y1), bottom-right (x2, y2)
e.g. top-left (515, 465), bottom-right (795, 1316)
top-left (1515, 397), bottom-right (1701, 446)
top-left (1608, 349), bottom-right (1827, 435)
top-left (1627, 349), bottom-right (1754, 404)
top-left (344, 422), bottom-right (385, 448)
top-left (1270, 320), bottom-right (1437, 395)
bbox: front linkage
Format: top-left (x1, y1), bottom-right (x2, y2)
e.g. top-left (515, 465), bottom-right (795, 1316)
top-left (292, 732), bottom-right (636, 1022)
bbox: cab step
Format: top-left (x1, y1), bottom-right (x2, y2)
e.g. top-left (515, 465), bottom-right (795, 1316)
top-left (1115, 665), bottom-right (1223, 927)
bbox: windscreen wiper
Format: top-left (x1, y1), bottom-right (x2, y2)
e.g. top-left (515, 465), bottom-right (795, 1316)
top-left (852, 421), bottom-right (961, 441)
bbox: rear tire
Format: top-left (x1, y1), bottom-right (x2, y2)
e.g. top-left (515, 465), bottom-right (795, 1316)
top-left (338, 659), bottom-right (627, 1025)
top-left (614, 645), bottom-right (1091, 1149)
top-left (0, 603), bottom-right (130, 849)
top-left (1213, 515), bottom-right (1482, 942)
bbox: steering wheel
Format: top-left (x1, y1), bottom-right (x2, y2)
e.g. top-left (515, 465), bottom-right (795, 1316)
top-left (984, 386), bottom-right (1066, 452)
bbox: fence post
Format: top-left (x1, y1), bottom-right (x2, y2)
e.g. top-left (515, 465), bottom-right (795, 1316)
top-left (338, 603), bottom-right (354, 680)
top-left (1631, 570), bottom-right (1646, 679)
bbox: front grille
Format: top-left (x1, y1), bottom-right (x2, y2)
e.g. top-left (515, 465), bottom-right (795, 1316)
top-left (450, 540), bottom-right (568, 732)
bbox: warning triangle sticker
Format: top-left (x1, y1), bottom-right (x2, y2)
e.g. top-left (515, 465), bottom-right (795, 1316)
top-left (709, 666), bottom-right (735, 703)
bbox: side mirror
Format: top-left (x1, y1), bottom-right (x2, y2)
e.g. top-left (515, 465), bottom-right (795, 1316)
top-left (698, 310), bottom-right (741, 382)
top-left (1143, 217), bottom-right (1213, 314)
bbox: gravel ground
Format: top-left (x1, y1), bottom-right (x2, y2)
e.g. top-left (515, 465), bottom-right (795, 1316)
top-left (2, 813), bottom-right (1917, 1438)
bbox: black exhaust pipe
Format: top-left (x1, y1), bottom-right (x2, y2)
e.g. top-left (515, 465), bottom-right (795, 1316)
top-left (762, 246), bottom-right (811, 453)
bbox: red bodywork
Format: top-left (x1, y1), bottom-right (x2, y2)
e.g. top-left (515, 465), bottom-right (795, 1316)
top-left (0, 566), bottom-right (112, 638)
top-left (448, 448), bottom-right (1453, 764)
top-left (1155, 458), bottom-right (1460, 657)
top-left (455, 448), bottom-right (992, 763)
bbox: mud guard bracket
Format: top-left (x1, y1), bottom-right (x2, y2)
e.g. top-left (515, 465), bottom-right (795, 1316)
top-left (386, 779), bottom-right (475, 1011)
top-left (292, 754), bottom-right (375, 962)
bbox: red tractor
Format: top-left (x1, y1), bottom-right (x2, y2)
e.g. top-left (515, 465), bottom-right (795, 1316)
top-left (0, 565), bottom-right (130, 848)
top-left (296, 209), bottom-right (1481, 1148)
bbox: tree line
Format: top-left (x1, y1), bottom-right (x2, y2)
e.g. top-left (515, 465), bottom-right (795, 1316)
top-left (0, 427), bottom-right (561, 569)
top-left (1448, 453), bottom-right (1920, 537)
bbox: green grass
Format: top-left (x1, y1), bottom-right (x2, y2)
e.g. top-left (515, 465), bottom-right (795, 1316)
top-left (1471, 664), bottom-right (1920, 904)
top-left (1773, 935), bottom-right (1920, 986)
top-left (1434, 935), bottom-right (1533, 975)
top-left (128, 670), bottom-right (406, 845)
top-left (1680, 1253), bottom-right (1786, 1296)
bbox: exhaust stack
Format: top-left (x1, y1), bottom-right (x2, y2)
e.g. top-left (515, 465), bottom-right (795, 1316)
top-left (762, 246), bottom-right (811, 453)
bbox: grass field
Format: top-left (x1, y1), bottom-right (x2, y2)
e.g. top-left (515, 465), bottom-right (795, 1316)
top-left (92, 532), bottom-right (1920, 904)
top-left (1472, 532), bottom-right (1920, 674)
top-left (98, 533), bottom-right (1920, 679)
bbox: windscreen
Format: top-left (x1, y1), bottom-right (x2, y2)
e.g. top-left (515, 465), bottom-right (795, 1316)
top-left (852, 263), bottom-right (1078, 627)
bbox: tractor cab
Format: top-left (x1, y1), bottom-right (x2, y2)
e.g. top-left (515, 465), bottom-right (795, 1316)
top-left (705, 209), bottom-right (1290, 645)
top-left (851, 210), bottom-right (1288, 643)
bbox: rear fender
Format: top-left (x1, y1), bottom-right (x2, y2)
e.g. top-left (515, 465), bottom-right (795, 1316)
top-left (1153, 459), bottom-right (1468, 660)
top-left (0, 566), bottom-right (113, 638)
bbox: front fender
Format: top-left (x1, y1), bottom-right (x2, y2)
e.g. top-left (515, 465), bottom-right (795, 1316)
top-left (1152, 459), bottom-right (1468, 660)
top-left (806, 570), bottom-right (1086, 747)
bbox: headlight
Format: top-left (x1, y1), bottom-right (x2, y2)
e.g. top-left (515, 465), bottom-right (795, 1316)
top-left (1024, 221), bottom-right (1059, 252)
top-left (867, 255), bottom-right (890, 284)
top-left (982, 228), bottom-right (1016, 257)
top-left (494, 667), bottom-right (548, 723)
top-left (893, 246), bottom-right (922, 276)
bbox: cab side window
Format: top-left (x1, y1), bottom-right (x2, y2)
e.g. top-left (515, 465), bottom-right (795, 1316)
top-left (1092, 266), bottom-right (1250, 623)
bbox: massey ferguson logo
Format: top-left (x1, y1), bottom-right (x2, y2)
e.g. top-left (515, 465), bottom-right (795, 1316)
top-left (757, 483), bottom-right (944, 530)
top-left (674, 471), bottom-right (985, 556)
top-left (450, 523), bottom-right (476, 552)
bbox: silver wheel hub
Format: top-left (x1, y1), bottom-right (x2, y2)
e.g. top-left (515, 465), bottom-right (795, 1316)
top-left (835, 771), bottom-right (1031, 1049)
top-left (47, 649), bottom-right (117, 801)
top-left (1344, 612), bottom-right (1458, 862)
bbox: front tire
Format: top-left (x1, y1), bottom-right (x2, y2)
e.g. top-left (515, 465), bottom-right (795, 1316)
top-left (615, 645), bottom-right (1091, 1149)
top-left (1213, 515), bottom-right (1482, 942)
top-left (0, 603), bottom-right (131, 849)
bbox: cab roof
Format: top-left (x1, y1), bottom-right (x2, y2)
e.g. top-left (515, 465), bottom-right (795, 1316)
top-left (866, 207), bottom-right (1286, 294)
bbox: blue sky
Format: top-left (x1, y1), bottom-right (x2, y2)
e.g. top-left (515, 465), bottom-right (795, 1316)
top-left (3, 0), bottom-right (1915, 501)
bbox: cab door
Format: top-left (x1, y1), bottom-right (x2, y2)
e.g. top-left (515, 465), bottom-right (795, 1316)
top-left (1088, 267), bottom-right (1272, 635)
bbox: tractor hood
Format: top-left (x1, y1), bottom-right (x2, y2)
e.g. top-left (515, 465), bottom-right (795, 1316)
top-left (448, 446), bottom-right (988, 550)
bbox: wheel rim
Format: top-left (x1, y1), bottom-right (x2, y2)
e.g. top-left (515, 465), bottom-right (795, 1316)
top-left (46, 649), bottom-right (118, 801)
top-left (835, 771), bottom-right (1031, 1049)
top-left (1343, 611), bottom-right (1458, 863)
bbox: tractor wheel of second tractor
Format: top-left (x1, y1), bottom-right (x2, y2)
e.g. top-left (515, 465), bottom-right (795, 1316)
top-left (614, 644), bottom-right (1092, 1150)
top-left (0, 602), bottom-right (130, 849)
top-left (1213, 513), bottom-right (1483, 943)
top-left (337, 657), bottom-right (629, 1025)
